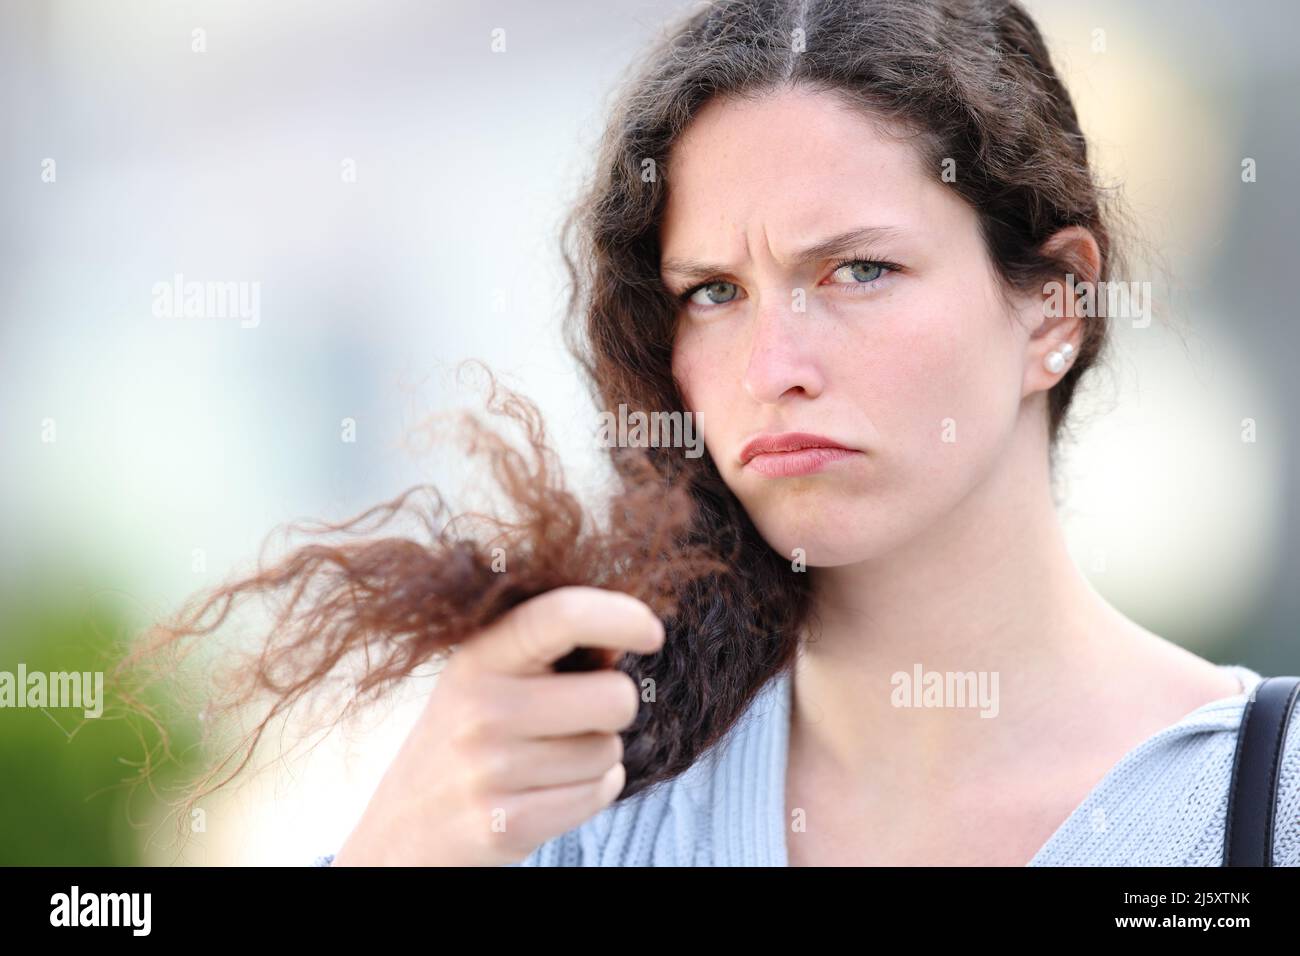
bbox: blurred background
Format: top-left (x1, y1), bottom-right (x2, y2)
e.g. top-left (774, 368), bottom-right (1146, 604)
top-left (1, 0), bottom-right (1297, 865)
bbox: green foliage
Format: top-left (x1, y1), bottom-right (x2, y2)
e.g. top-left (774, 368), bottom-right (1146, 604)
top-left (0, 580), bottom-right (202, 865)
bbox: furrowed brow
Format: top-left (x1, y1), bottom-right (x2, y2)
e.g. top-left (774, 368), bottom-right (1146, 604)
top-left (661, 225), bottom-right (904, 282)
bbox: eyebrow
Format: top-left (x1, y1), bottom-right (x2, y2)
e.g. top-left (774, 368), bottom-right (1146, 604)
top-left (660, 224), bottom-right (905, 283)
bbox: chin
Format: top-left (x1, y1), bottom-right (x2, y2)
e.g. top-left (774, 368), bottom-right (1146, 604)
top-left (749, 506), bottom-right (898, 568)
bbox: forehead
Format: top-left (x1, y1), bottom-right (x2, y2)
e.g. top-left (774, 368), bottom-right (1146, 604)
top-left (659, 87), bottom-right (950, 257)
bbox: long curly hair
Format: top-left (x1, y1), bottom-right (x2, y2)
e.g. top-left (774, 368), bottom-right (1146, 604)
top-left (118, 0), bottom-right (1128, 842)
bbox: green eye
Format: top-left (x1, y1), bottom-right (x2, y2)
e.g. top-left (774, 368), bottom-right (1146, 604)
top-left (831, 260), bottom-right (887, 284)
top-left (686, 281), bottom-right (739, 306)
top-left (677, 257), bottom-right (897, 311)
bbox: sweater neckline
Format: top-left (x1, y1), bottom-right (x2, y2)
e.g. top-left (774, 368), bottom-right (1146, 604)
top-left (717, 661), bottom-right (1263, 866)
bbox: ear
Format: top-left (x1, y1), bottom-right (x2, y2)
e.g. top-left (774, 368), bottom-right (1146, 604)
top-left (1021, 225), bottom-right (1102, 398)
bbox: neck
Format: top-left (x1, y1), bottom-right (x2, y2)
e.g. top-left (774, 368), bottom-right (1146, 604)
top-left (795, 413), bottom-right (1128, 784)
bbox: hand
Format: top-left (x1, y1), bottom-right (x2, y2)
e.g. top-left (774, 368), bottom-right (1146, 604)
top-left (331, 585), bottom-right (664, 865)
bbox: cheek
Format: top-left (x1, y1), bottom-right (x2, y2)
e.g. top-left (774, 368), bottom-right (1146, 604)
top-left (670, 329), bottom-right (699, 410)
top-left (672, 327), bottom-right (749, 472)
top-left (672, 319), bottom-right (740, 414)
top-left (847, 287), bottom-right (1020, 479)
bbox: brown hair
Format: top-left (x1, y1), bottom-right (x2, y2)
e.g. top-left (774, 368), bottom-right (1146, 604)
top-left (120, 0), bottom-right (1126, 839)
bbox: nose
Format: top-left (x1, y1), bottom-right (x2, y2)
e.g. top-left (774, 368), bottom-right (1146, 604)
top-left (742, 296), bottom-right (826, 404)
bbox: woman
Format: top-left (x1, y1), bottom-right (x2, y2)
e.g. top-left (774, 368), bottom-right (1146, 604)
top-left (139, 0), bottom-right (1298, 867)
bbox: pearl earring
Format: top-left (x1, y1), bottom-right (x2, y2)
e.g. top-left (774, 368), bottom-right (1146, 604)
top-left (1045, 342), bottom-right (1075, 374)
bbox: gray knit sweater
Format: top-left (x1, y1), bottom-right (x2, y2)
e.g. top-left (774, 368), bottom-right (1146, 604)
top-left (313, 662), bottom-right (1299, 866)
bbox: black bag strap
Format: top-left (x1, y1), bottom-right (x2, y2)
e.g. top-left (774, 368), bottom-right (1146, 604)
top-left (1223, 674), bottom-right (1300, 866)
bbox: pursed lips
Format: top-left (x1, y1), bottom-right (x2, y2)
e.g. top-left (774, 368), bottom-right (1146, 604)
top-left (738, 431), bottom-right (856, 464)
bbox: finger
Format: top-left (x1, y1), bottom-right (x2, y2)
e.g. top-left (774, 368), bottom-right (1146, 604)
top-left (496, 763), bottom-right (626, 853)
top-left (504, 669), bottom-right (645, 737)
top-left (477, 731), bottom-right (624, 791)
top-left (464, 585), bottom-right (665, 677)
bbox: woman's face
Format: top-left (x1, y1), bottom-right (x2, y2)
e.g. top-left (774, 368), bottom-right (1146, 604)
top-left (662, 87), bottom-right (1044, 566)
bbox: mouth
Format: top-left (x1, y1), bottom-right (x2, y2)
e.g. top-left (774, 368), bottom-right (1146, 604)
top-left (739, 432), bottom-right (863, 478)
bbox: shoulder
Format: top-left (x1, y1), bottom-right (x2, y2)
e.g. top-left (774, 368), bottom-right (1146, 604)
top-left (1033, 668), bottom-right (1300, 866)
top-left (1261, 675), bottom-right (1300, 866)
